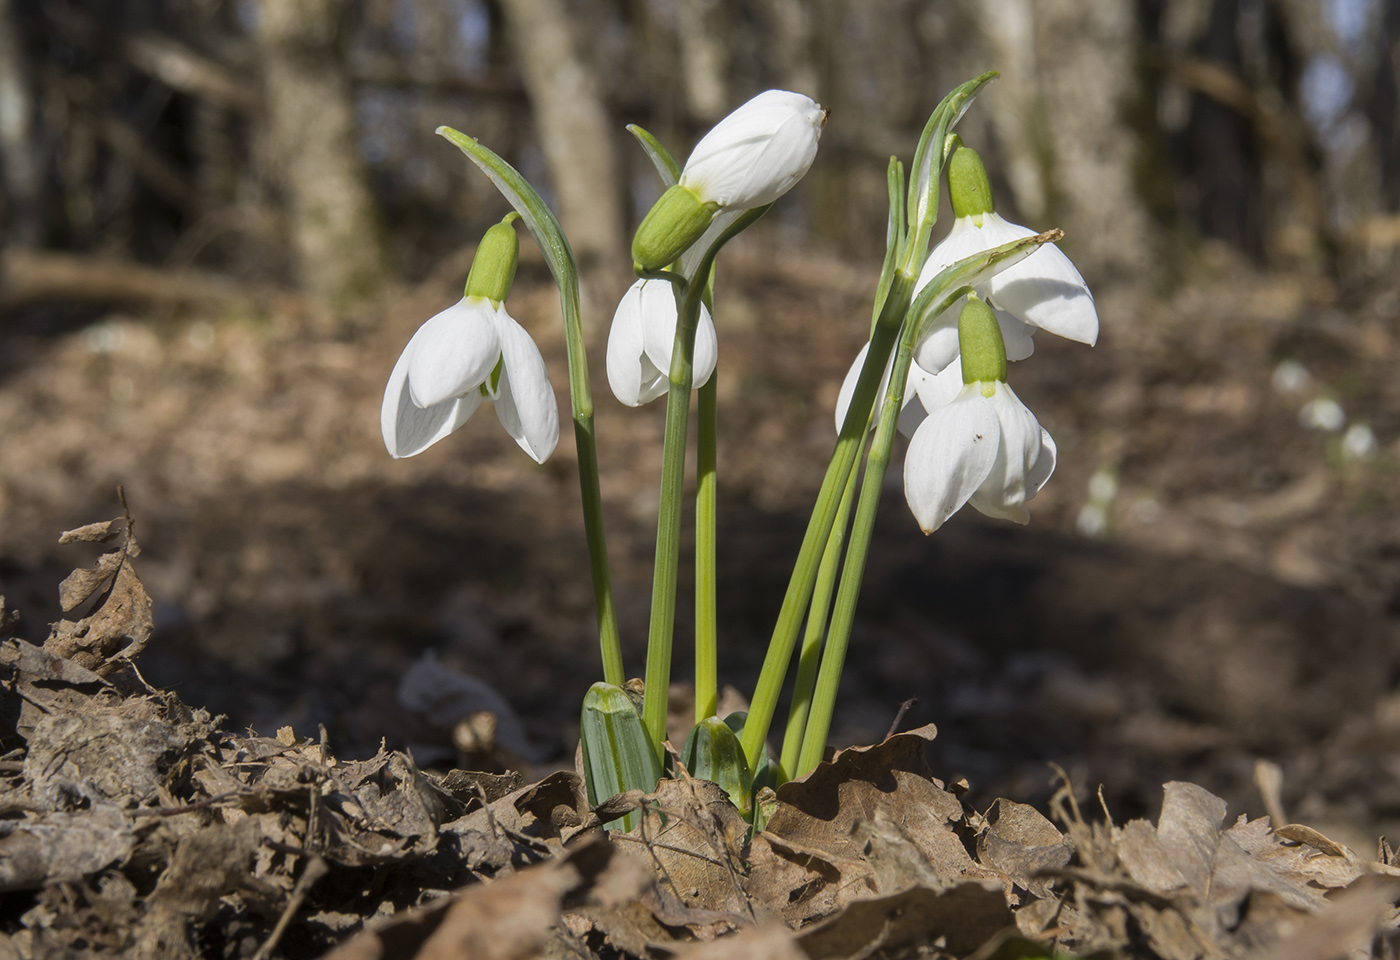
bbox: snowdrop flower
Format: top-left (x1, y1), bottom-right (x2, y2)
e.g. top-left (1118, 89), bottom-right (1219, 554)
top-left (606, 278), bottom-right (718, 406)
top-left (903, 299), bottom-right (1056, 534)
top-left (1299, 397), bottom-right (1345, 432)
top-left (1341, 422), bottom-right (1377, 461)
top-left (633, 90), bottom-right (826, 271)
top-left (381, 215), bottom-right (559, 463)
top-left (911, 147), bottom-right (1098, 375)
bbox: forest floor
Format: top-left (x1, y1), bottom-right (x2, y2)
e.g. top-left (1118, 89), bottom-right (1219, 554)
top-left (1, 237), bottom-right (1399, 958)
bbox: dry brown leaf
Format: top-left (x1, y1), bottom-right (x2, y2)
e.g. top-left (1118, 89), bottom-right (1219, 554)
top-left (977, 799), bottom-right (1072, 900)
top-left (625, 778), bottom-right (751, 937)
top-left (0, 805), bottom-right (135, 891)
top-left (797, 881), bottom-right (1013, 959)
top-left (668, 922), bottom-right (805, 960)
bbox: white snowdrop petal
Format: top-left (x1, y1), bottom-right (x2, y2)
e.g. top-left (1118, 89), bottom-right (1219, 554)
top-left (913, 321), bottom-right (960, 374)
top-left (681, 90), bottom-right (824, 209)
top-left (989, 242), bottom-right (1099, 346)
top-left (902, 391), bottom-right (999, 534)
top-left (405, 298), bottom-right (501, 408)
top-left (382, 346), bottom-right (482, 458)
top-left (911, 360), bottom-right (964, 418)
top-left (997, 310), bottom-right (1036, 362)
top-left (606, 280), bottom-right (652, 407)
top-left (1026, 427), bottom-right (1057, 498)
top-left (491, 307), bottom-right (559, 463)
top-left (968, 383), bottom-right (1043, 523)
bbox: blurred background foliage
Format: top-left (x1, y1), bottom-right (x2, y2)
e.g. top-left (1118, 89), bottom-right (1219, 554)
top-left (1, 0), bottom-right (1398, 317)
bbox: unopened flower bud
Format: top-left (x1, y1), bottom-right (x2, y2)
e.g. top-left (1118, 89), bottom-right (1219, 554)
top-left (631, 184), bottom-right (719, 272)
top-left (948, 147), bottom-right (995, 221)
top-left (958, 297), bottom-right (1008, 387)
top-left (464, 213), bottom-right (521, 304)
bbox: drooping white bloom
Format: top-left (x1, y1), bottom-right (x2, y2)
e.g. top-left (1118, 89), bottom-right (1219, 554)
top-left (606, 278), bottom-right (718, 407)
top-left (381, 296), bottom-right (559, 462)
top-left (902, 380), bottom-right (1056, 534)
top-left (913, 212), bottom-right (1098, 374)
top-left (681, 90), bottom-right (826, 211)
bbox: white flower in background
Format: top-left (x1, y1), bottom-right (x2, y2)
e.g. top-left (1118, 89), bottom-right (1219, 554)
top-left (1341, 422), bottom-right (1377, 461)
top-left (911, 147), bottom-right (1098, 376)
top-left (681, 89), bottom-right (826, 211)
top-left (902, 298), bottom-right (1056, 534)
top-left (632, 90), bottom-right (826, 271)
top-left (1299, 396), bottom-right (1345, 432)
top-left (606, 278), bottom-right (718, 407)
top-left (381, 215), bottom-right (559, 463)
top-left (1271, 358), bottom-right (1310, 394)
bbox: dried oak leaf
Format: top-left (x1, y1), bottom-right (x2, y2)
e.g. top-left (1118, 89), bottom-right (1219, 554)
top-left (444, 770), bottom-right (592, 876)
top-left (977, 798), bottom-right (1072, 901)
top-left (0, 803), bottom-right (135, 891)
top-left (797, 881), bottom-right (1013, 960)
top-left (318, 837), bottom-right (638, 960)
top-left (667, 922), bottom-right (806, 960)
top-left (623, 777), bottom-right (752, 937)
top-left (46, 514), bottom-right (153, 676)
top-left (749, 724), bottom-right (995, 926)
top-left (23, 696), bottom-right (186, 809)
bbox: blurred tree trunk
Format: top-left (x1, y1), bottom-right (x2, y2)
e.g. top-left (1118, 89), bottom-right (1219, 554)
top-left (759, 0), bottom-right (818, 96)
top-left (498, 0), bottom-right (626, 322)
top-left (1031, 0), bottom-right (1155, 280)
top-left (0, 0), bottom-right (42, 245)
top-left (256, 0), bottom-right (384, 313)
top-left (676, 0), bottom-right (729, 121)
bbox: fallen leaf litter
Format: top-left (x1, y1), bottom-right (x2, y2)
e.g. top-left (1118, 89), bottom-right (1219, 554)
top-left (0, 511), bottom-right (1395, 959)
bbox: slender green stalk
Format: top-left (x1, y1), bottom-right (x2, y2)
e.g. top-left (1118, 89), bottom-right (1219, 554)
top-left (639, 208), bottom-right (769, 763)
top-left (796, 321), bottom-right (920, 775)
top-left (739, 268), bottom-right (917, 775)
top-left (435, 127), bottom-right (624, 688)
top-left (695, 373), bottom-right (719, 722)
top-left (778, 452), bottom-right (862, 777)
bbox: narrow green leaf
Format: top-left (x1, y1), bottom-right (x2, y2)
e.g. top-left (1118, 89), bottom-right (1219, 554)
top-left (581, 682), bottom-right (663, 832)
top-left (904, 71), bottom-right (999, 266)
top-left (909, 230), bottom-right (1059, 343)
top-left (682, 717), bottom-right (753, 818)
top-left (435, 126), bottom-right (578, 295)
top-left (871, 157), bottom-right (906, 334)
top-left (626, 123), bottom-right (682, 187)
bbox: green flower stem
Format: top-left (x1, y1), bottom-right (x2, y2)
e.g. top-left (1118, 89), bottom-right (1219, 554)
top-left (778, 451), bottom-right (862, 778)
top-left (434, 126), bottom-right (624, 689)
top-left (639, 208), bottom-right (768, 765)
top-left (796, 316), bottom-right (920, 776)
top-left (695, 373), bottom-right (719, 723)
top-left (739, 268), bottom-right (917, 775)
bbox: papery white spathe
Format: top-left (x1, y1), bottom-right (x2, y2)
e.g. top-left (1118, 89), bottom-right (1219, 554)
top-left (903, 380), bottom-right (1056, 534)
top-left (913, 212), bottom-right (1098, 375)
top-left (606, 278), bottom-right (718, 407)
top-left (381, 296), bottom-right (559, 462)
top-left (681, 90), bottom-right (825, 211)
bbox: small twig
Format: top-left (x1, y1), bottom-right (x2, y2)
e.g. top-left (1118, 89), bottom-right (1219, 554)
top-left (251, 854), bottom-right (328, 960)
top-left (884, 698), bottom-right (917, 740)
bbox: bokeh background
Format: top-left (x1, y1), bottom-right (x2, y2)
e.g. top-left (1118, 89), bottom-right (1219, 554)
top-left (2, 0), bottom-right (1399, 843)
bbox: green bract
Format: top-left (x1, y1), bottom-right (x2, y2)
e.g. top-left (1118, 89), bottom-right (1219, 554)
top-left (463, 213), bottom-right (521, 304)
top-left (957, 297), bottom-right (1008, 384)
top-left (631, 184), bottom-right (719, 273)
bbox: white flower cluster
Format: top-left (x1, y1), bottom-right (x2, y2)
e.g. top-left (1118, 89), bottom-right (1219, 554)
top-left (836, 148), bottom-right (1099, 533)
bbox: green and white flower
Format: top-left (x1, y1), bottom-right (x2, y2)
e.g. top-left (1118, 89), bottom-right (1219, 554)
top-left (606, 278), bottom-right (718, 407)
top-left (381, 215), bottom-right (559, 463)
